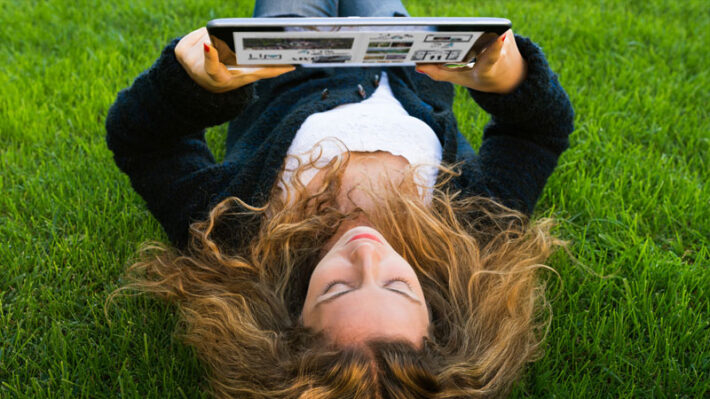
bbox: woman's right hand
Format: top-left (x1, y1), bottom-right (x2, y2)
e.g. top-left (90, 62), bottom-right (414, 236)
top-left (174, 27), bottom-right (295, 94)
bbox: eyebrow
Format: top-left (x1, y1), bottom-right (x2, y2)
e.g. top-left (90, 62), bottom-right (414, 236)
top-left (315, 287), bottom-right (422, 308)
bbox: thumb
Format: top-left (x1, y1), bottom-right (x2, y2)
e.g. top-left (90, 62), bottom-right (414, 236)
top-left (415, 64), bottom-right (466, 84)
top-left (254, 65), bottom-right (297, 80)
top-left (203, 42), bottom-right (225, 79)
top-left (415, 64), bottom-right (450, 81)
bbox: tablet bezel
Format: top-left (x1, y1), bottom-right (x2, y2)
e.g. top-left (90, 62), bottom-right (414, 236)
top-left (207, 17), bottom-right (511, 67)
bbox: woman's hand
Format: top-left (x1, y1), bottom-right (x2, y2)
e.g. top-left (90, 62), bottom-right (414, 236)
top-left (415, 29), bottom-right (527, 94)
top-left (174, 27), bottom-right (295, 94)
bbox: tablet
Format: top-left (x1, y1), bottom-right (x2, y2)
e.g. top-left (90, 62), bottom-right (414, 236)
top-left (206, 17), bottom-right (510, 68)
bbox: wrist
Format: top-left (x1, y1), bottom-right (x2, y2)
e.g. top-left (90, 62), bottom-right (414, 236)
top-left (488, 58), bottom-right (528, 94)
top-left (468, 34), bottom-right (573, 128)
top-left (154, 37), bottom-right (255, 127)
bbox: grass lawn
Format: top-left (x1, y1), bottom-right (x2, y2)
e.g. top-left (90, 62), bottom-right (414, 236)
top-left (1, 0), bottom-right (708, 397)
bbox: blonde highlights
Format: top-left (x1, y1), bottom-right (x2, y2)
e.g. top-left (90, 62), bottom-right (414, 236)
top-left (112, 155), bottom-right (561, 398)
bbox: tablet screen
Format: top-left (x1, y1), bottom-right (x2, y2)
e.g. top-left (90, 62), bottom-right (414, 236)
top-left (236, 27), bottom-right (477, 66)
top-left (208, 18), bottom-right (509, 67)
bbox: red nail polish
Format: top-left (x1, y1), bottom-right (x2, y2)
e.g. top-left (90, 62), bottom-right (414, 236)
top-left (203, 43), bottom-right (210, 52)
top-left (500, 33), bottom-right (507, 42)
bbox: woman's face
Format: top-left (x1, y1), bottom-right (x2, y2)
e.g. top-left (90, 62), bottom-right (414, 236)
top-left (301, 225), bottom-right (430, 348)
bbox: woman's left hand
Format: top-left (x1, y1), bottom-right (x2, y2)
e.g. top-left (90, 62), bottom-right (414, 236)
top-left (415, 29), bottom-right (527, 94)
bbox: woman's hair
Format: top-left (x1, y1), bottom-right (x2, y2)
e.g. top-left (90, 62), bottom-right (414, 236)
top-left (112, 151), bottom-right (561, 398)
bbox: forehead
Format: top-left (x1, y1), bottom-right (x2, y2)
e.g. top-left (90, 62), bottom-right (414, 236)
top-left (314, 288), bottom-right (428, 345)
top-left (315, 288), bottom-right (428, 331)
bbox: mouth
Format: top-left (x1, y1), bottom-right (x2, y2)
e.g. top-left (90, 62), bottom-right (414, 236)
top-left (347, 233), bottom-right (382, 244)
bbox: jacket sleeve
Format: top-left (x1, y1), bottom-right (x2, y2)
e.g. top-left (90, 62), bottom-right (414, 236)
top-left (460, 35), bottom-right (575, 215)
top-left (105, 37), bottom-right (256, 247)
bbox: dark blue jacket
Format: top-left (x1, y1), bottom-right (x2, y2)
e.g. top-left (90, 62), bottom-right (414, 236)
top-left (106, 35), bottom-right (574, 248)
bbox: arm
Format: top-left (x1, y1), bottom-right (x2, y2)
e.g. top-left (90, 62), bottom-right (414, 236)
top-left (106, 38), bottom-right (254, 246)
top-left (106, 29), bottom-right (293, 247)
top-left (417, 32), bottom-right (574, 214)
top-left (464, 35), bottom-right (574, 214)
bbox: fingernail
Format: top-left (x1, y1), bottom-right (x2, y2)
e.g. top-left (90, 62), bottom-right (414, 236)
top-left (500, 33), bottom-right (507, 42)
top-left (203, 43), bottom-right (210, 53)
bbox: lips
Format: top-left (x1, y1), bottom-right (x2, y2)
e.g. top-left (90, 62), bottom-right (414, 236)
top-left (347, 233), bottom-right (382, 244)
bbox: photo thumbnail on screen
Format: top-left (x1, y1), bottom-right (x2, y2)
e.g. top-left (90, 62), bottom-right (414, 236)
top-left (243, 37), bottom-right (354, 50)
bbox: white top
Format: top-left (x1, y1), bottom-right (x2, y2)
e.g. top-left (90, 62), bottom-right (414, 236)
top-left (281, 72), bottom-right (442, 199)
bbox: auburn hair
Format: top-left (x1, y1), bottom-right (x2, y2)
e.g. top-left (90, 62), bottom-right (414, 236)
top-left (111, 150), bottom-right (561, 398)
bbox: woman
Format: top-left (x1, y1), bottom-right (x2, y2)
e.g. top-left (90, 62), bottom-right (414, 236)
top-left (106, 0), bottom-right (574, 397)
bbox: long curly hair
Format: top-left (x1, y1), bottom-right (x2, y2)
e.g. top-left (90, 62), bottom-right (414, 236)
top-left (112, 151), bottom-right (561, 398)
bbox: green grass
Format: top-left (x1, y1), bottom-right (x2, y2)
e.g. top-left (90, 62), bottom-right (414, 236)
top-left (1, 0), bottom-right (708, 397)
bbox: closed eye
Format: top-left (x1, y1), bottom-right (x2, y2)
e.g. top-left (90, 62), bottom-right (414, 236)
top-left (385, 278), bottom-right (413, 291)
top-left (323, 277), bottom-right (412, 295)
top-left (322, 280), bottom-right (351, 295)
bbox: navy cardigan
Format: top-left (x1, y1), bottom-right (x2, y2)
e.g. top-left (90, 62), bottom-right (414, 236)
top-left (106, 35), bottom-right (574, 248)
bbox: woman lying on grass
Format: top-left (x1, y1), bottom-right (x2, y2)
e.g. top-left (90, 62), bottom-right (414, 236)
top-left (106, 0), bottom-right (573, 397)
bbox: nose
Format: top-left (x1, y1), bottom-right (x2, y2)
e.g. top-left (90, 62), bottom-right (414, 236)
top-left (349, 243), bottom-right (381, 285)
